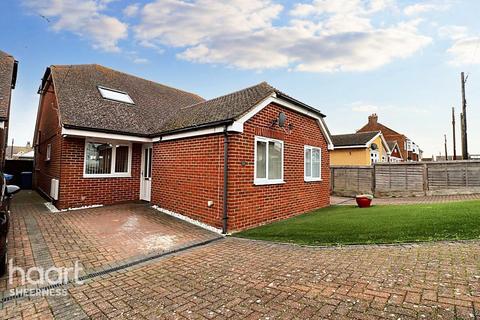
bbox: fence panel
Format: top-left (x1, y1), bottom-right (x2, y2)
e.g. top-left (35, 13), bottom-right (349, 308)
top-left (375, 163), bottom-right (425, 197)
top-left (330, 166), bottom-right (373, 197)
top-left (330, 161), bottom-right (480, 197)
top-left (426, 161), bottom-right (480, 194)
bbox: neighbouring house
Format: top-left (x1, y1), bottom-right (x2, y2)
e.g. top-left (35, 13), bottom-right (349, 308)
top-left (387, 141), bottom-right (403, 162)
top-left (0, 50), bottom-right (18, 168)
top-left (33, 64), bottom-right (333, 232)
top-left (357, 114), bottom-right (421, 161)
top-left (5, 142), bottom-right (33, 160)
top-left (330, 131), bottom-right (390, 166)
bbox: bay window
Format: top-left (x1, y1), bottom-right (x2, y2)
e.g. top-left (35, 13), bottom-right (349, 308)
top-left (304, 146), bottom-right (321, 181)
top-left (254, 136), bottom-right (284, 185)
top-left (84, 139), bottom-right (132, 177)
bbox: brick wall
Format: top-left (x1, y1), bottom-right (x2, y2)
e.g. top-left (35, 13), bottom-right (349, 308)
top-left (151, 135), bottom-right (225, 229)
top-left (151, 102), bottom-right (330, 231)
top-left (34, 81), bottom-right (142, 208)
top-left (227, 103), bottom-right (330, 231)
top-left (34, 81), bottom-right (63, 198)
top-left (57, 137), bottom-right (142, 209)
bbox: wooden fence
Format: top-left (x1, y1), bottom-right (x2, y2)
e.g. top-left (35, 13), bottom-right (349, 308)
top-left (331, 161), bottom-right (480, 197)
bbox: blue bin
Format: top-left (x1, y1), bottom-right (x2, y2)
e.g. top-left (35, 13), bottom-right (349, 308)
top-left (3, 174), bottom-right (13, 182)
top-left (20, 172), bottom-right (32, 189)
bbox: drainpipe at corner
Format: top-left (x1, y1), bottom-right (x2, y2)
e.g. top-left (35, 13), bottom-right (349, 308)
top-left (222, 126), bottom-right (229, 234)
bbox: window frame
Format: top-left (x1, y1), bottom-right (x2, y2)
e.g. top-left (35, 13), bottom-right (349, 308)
top-left (83, 138), bottom-right (132, 178)
top-left (97, 86), bottom-right (135, 105)
top-left (254, 136), bottom-right (284, 186)
top-left (304, 145), bottom-right (322, 182)
top-left (45, 143), bottom-right (51, 162)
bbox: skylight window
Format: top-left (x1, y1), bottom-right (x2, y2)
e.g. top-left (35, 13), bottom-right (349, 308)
top-left (98, 86), bottom-right (134, 104)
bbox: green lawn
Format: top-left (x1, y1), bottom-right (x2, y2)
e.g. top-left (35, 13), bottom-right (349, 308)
top-left (234, 200), bottom-right (480, 246)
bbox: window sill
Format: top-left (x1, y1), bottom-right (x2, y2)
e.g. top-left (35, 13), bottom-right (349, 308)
top-left (254, 180), bottom-right (285, 186)
top-left (304, 178), bottom-right (322, 182)
top-left (83, 173), bottom-right (131, 179)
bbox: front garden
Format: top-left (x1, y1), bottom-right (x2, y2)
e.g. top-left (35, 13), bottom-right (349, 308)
top-left (235, 200), bottom-right (480, 246)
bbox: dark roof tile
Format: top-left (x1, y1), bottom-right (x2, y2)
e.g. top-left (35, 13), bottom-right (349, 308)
top-left (332, 131), bottom-right (379, 147)
top-left (50, 64), bottom-right (205, 136)
top-left (48, 64), bottom-right (326, 136)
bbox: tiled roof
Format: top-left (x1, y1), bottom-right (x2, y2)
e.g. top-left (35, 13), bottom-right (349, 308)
top-left (47, 64), bottom-right (326, 136)
top-left (332, 131), bottom-right (379, 147)
top-left (0, 50), bottom-right (16, 120)
top-left (387, 140), bottom-right (398, 150)
top-left (49, 64), bottom-right (205, 136)
top-left (160, 82), bottom-right (276, 133)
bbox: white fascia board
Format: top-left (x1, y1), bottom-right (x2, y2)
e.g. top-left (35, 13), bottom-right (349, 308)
top-left (333, 145), bottom-right (368, 149)
top-left (364, 132), bottom-right (391, 154)
top-left (0, 121), bottom-right (4, 129)
top-left (365, 132), bottom-right (382, 147)
top-left (379, 134), bottom-right (391, 154)
top-left (61, 127), bottom-right (153, 143)
top-left (160, 126), bottom-right (226, 141)
top-left (229, 94), bottom-right (335, 150)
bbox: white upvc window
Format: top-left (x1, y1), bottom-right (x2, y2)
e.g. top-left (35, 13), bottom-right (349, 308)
top-left (45, 143), bottom-right (51, 161)
top-left (254, 136), bottom-right (284, 185)
top-left (304, 145), bottom-right (321, 181)
top-left (83, 138), bottom-right (132, 178)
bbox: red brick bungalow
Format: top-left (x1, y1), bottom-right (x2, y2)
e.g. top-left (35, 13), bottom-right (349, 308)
top-left (33, 64), bottom-right (333, 233)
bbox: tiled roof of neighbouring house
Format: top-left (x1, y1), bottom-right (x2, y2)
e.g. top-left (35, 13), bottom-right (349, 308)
top-left (387, 140), bottom-right (398, 150)
top-left (0, 50), bottom-right (16, 120)
top-left (45, 64), bottom-right (326, 136)
top-left (332, 131), bottom-right (380, 147)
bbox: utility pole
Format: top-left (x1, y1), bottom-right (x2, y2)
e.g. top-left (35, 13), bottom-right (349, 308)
top-left (461, 72), bottom-right (468, 160)
top-left (452, 107), bottom-right (457, 160)
top-left (444, 134), bottom-right (448, 160)
top-left (460, 112), bottom-right (465, 155)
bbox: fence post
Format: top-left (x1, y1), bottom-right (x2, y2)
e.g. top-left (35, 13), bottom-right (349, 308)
top-left (422, 163), bottom-right (428, 196)
top-left (372, 164), bottom-right (376, 195)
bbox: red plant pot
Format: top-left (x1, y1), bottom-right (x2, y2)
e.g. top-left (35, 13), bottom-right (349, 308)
top-left (355, 196), bottom-right (373, 208)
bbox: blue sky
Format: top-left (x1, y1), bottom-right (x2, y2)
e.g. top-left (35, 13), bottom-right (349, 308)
top-left (1, 0), bottom-right (479, 157)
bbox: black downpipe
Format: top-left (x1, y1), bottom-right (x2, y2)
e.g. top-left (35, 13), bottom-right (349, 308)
top-left (222, 127), bottom-right (229, 234)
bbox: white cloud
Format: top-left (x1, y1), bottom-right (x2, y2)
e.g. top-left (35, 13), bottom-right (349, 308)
top-left (447, 37), bottom-right (480, 65)
top-left (134, 0), bottom-right (431, 72)
top-left (135, 0), bottom-right (282, 47)
top-left (439, 25), bottom-right (480, 65)
top-left (351, 103), bottom-right (379, 113)
top-left (291, 0), bottom-right (392, 17)
top-left (404, 1), bottom-right (450, 16)
top-left (23, 0), bottom-right (128, 52)
top-left (133, 57), bottom-right (149, 64)
top-left (123, 3), bottom-right (140, 17)
top-left (438, 25), bottom-right (469, 40)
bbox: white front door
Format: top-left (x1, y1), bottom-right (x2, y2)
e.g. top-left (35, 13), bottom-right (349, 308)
top-left (140, 144), bottom-right (153, 201)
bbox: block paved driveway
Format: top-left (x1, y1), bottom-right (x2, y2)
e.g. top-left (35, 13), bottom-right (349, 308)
top-left (1, 192), bottom-right (480, 319)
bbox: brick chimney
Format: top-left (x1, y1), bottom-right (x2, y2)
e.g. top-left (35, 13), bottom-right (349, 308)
top-left (368, 113), bottom-right (378, 124)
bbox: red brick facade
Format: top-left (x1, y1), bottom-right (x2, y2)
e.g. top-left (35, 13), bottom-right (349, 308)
top-left (34, 81), bottom-right (142, 209)
top-left (35, 86), bottom-right (331, 230)
top-left (57, 138), bottom-right (142, 209)
top-left (151, 135), bottom-right (225, 228)
top-left (151, 102), bottom-right (330, 231)
top-left (34, 81), bottom-right (63, 197)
